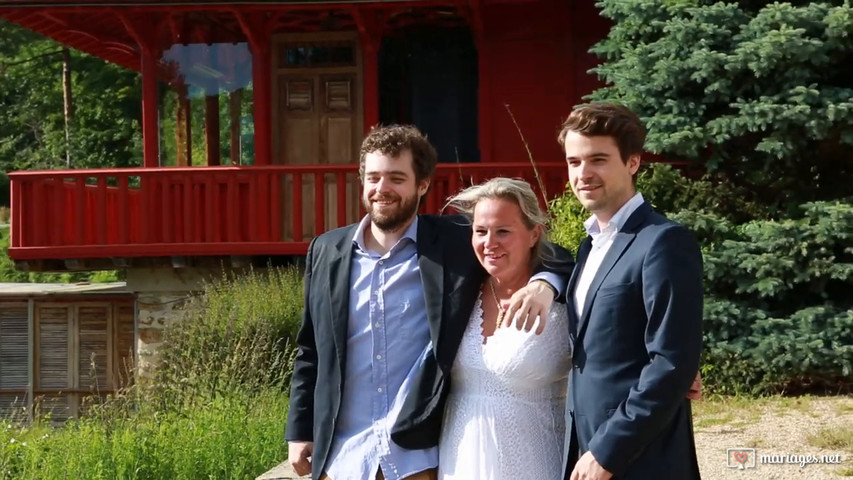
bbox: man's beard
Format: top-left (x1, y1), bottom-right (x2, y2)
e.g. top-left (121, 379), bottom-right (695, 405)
top-left (365, 193), bottom-right (420, 232)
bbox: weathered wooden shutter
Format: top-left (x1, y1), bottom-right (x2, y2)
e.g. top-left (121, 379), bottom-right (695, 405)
top-left (0, 302), bottom-right (29, 417)
top-left (77, 304), bottom-right (110, 393)
top-left (30, 299), bottom-right (134, 421)
top-left (36, 304), bottom-right (73, 421)
top-left (113, 302), bottom-right (135, 385)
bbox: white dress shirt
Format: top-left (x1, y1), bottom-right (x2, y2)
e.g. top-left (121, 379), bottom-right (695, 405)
top-left (574, 193), bottom-right (645, 317)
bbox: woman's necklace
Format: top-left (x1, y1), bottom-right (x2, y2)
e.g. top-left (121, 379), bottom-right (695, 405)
top-left (488, 278), bottom-right (506, 323)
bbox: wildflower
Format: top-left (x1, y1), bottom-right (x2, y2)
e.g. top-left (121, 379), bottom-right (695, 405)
top-left (9, 438), bottom-right (16, 444)
top-left (21, 442), bottom-right (27, 447)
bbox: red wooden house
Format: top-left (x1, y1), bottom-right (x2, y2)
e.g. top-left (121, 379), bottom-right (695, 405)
top-left (2, 0), bottom-right (609, 270)
top-left (0, 0), bottom-right (610, 418)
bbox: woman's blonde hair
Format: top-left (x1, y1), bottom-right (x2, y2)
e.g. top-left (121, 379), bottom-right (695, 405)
top-left (445, 177), bottom-right (548, 266)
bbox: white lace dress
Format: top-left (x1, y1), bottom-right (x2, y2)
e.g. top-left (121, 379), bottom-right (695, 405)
top-left (438, 296), bottom-right (571, 480)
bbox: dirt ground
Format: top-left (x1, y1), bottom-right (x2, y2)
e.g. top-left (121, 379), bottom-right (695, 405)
top-left (259, 395), bottom-right (853, 480)
top-left (694, 395), bottom-right (853, 479)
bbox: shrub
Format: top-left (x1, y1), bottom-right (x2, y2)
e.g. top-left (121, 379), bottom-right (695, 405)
top-left (684, 201), bottom-right (853, 394)
top-left (547, 190), bottom-right (587, 256)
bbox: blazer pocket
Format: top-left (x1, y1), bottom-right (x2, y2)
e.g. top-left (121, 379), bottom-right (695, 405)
top-left (596, 283), bottom-right (635, 298)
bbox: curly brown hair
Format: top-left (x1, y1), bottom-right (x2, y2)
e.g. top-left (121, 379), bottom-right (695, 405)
top-left (359, 125), bottom-right (438, 184)
top-left (557, 102), bottom-right (646, 164)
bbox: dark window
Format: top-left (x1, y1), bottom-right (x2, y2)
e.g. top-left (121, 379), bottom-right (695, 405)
top-left (283, 45), bottom-right (355, 68)
top-left (379, 27), bottom-right (479, 163)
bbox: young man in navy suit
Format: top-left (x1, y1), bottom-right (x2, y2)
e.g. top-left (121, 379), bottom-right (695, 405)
top-left (559, 103), bottom-right (704, 480)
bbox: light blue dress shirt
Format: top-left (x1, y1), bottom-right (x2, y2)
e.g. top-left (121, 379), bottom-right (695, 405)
top-left (325, 216), bottom-right (437, 480)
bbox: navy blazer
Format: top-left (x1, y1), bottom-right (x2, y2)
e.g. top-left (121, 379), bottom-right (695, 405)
top-left (562, 201), bottom-right (703, 480)
top-left (286, 214), bottom-right (573, 480)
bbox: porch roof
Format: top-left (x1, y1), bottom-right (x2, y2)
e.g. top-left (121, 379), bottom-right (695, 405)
top-left (0, 0), bottom-right (473, 72)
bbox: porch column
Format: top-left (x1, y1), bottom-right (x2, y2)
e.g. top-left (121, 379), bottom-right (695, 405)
top-left (469, 0), bottom-right (492, 163)
top-left (120, 13), bottom-right (162, 168)
top-left (236, 12), bottom-right (273, 166)
top-left (204, 94), bottom-right (221, 166)
top-left (353, 9), bottom-right (383, 134)
top-left (140, 46), bottom-right (161, 167)
top-left (361, 38), bottom-right (380, 133)
top-left (253, 45), bottom-right (272, 166)
top-left (175, 83), bottom-right (191, 167)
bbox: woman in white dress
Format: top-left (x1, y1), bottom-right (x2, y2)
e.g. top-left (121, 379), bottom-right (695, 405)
top-left (438, 177), bottom-right (571, 480)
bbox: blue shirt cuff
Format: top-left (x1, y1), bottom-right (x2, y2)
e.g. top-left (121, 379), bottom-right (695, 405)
top-left (529, 272), bottom-right (565, 298)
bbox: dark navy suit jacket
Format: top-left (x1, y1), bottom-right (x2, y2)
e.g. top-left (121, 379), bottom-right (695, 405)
top-left (562, 201), bottom-right (703, 479)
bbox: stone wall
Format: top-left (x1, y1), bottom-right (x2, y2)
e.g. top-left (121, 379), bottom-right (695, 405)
top-left (135, 291), bottom-right (191, 375)
top-left (126, 266), bottom-right (236, 376)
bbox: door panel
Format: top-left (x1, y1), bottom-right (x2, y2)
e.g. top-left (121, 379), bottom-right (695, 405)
top-left (274, 34), bottom-right (362, 241)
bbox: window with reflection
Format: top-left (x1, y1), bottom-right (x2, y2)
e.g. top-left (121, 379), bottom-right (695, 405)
top-left (159, 42), bottom-right (255, 166)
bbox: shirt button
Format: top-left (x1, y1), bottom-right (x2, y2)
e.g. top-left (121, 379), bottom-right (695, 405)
top-left (377, 387), bottom-right (383, 393)
top-left (378, 260), bottom-right (384, 265)
top-left (374, 322), bottom-right (380, 328)
top-left (376, 354), bottom-right (382, 360)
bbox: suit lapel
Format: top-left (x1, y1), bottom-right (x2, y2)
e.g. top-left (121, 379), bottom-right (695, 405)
top-left (326, 230), bottom-right (355, 373)
top-left (567, 238), bottom-right (591, 333)
top-left (576, 202), bottom-right (652, 339)
top-left (576, 232), bottom-right (634, 337)
top-left (416, 217), bottom-right (444, 353)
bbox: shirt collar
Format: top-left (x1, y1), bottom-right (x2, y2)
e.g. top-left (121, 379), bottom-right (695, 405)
top-left (352, 215), bottom-right (419, 253)
top-left (583, 192), bottom-right (645, 236)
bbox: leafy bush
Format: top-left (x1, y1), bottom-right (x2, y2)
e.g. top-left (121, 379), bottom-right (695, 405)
top-left (678, 201), bottom-right (852, 394)
top-left (547, 189), bottom-right (587, 256)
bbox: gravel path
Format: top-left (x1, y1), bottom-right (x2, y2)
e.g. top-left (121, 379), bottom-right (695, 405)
top-left (694, 396), bottom-right (852, 479)
top-left (259, 396), bottom-right (853, 480)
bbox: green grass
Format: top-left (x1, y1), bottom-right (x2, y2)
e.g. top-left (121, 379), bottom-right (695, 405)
top-left (806, 424), bottom-right (853, 452)
top-left (692, 394), bottom-right (774, 430)
top-left (836, 466), bottom-right (853, 476)
top-left (693, 415), bottom-right (734, 429)
top-left (0, 391), bottom-right (288, 480)
top-left (692, 395), bottom-right (837, 432)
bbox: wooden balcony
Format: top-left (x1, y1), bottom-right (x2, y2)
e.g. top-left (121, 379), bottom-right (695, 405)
top-left (8, 163), bottom-right (569, 266)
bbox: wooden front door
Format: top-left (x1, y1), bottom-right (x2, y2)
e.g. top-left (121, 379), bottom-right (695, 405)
top-left (274, 33), bottom-right (363, 241)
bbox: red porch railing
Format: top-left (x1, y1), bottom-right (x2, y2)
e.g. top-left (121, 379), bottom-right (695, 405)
top-left (8, 163), bottom-right (569, 261)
